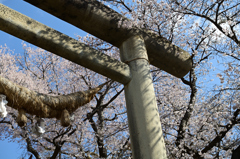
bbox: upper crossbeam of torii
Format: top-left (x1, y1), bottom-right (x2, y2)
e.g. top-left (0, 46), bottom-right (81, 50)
top-left (0, 0), bottom-right (192, 159)
top-left (25, 0), bottom-right (192, 78)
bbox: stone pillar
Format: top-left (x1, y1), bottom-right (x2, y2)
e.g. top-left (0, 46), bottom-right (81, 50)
top-left (120, 35), bottom-right (167, 159)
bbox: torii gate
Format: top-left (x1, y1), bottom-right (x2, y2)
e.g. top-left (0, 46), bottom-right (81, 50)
top-left (0, 0), bottom-right (192, 158)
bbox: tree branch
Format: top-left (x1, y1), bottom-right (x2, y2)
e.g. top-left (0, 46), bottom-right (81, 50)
top-left (232, 144), bottom-right (240, 159)
top-left (176, 68), bottom-right (197, 148)
top-left (26, 137), bottom-right (41, 159)
top-left (84, 88), bottom-right (124, 121)
top-left (201, 109), bottom-right (240, 154)
top-left (88, 115), bottom-right (107, 158)
top-left (50, 144), bottom-right (63, 159)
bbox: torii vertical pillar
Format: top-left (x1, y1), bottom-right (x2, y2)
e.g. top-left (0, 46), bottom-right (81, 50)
top-left (120, 35), bottom-right (167, 159)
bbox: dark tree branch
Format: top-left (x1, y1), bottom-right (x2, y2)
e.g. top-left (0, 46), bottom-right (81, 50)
top-left (201, 109), bottom-right (240, 154)
top-left (50, 143), bottom-right (63, 159)
top-left (173, 1), bottom-right (240, 46)
top-left (117, 137), bottom-right (130, 158)
top-left (88, 115), bottom-right (107, 158)
top-left (26, 137), bottom-right (41, 159)
top-left (232, 144), bottom-right (240, 159)
top-left (84, 88), bottom-right (124, 121)
top-left (176, 67), bottom-right (197, 152)
top-left (181, 77), bottom-right (190, 86)
top-left (208, 44), bottom-right (240, 61)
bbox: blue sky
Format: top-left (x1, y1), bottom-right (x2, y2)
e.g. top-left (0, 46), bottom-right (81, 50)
top-left (0, 0), bottom-right (86, 158)
top-left (0, 0), bottom-right (86, 56)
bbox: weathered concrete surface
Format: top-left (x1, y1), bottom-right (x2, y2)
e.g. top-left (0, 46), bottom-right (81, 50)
top-left (120, 36), bottom-right (167, 159)
top-left (0, 4), bottom-right (131, 84)
top-left (24, 0), bottom-right (192, 78)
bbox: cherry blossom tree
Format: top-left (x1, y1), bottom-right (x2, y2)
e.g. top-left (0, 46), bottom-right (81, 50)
top-left (110, 0), bottom-right (240, 158)
top-left (0, 0), bottom-right (240, 158)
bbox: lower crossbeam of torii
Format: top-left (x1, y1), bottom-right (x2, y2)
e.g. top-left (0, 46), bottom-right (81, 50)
top-left (0, 1), bottom-right (192, 158)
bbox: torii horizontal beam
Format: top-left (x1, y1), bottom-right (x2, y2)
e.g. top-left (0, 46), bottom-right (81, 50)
top-left (0, 4), bottom-right (131, 85)
top-left (24, 0), bottom-right (192, 78)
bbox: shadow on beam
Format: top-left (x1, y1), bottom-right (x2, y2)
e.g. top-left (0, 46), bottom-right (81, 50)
top-left (0, 4), bottom-right (131, 85)
top-left (24, 0), bottom-right (192, 78)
